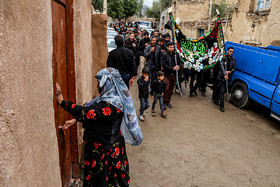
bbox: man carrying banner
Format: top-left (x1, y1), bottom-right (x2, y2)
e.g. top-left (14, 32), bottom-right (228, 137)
top-left (217, 47), bottom-right (236, 112)
top-left (161, 42), bottom-right (182, 108)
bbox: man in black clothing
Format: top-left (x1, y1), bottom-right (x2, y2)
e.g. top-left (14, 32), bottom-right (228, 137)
top-left (144, 36), bottom-right (161, 89)
top-left (138, 32), bottom-right (150, 56)
top-left (125, 32), bottom-right (139, 68)
top-left (152, 30), bottom-right (160, 40)
top-left (217, 47), bottom-right (237, 112)
top-left (163, 33), bottom-right (171, 45)
top-left (125, 32), bottom-right (138, 57)
top-left (138, 32), bottom-right (150, 73)
top-left (189, 67), bottom-right (207, 97)
top-left (161, 42), bottom-right (181, 108)
top-left (107, 35), bottom-right (137, 88)
top-left (159, 37), bottom-right (166, 54)
top-left (212, 62), bottom-right (220, 105)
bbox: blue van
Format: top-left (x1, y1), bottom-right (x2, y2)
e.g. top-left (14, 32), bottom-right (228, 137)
top-left (225, 41), bottom-right (280, 121)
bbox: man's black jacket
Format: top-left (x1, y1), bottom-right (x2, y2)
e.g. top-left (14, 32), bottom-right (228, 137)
top-left (144, 44), bottom-right (161, 71)
top-left (138, 38), bottom-right (150, 56)
top-left (161, 51), bottom-right (182, 78)
top-left (107, 46), bottom-right (137, 76)
top-left (125, 38), bottom-right (138, 56)
top-left (217, 56), bottom-right (237, 81)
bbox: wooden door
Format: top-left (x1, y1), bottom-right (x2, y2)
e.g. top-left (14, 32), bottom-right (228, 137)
top-left (52, 0), bottom-right (79, 186)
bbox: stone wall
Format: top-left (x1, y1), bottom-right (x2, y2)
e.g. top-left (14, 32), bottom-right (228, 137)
top-left (173, 0), bottom-right (210, 39)
top-left (0, 0), bottom-right (62, 186)
top-left (226, 0), bottom-right (280, 46)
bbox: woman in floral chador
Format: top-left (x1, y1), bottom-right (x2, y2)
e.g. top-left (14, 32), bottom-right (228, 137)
top-left (55, 68), bottom-right (143, 186)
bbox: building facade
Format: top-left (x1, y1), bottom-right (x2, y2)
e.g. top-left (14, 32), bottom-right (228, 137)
top-left (172, 0), bottom-right (211, 39)
top-left (226, 0), bottom-right (280, 46)
top-left (171, 0), bottom-right (280, 46)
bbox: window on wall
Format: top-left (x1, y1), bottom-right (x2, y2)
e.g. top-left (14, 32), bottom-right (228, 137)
top-left (198, 29), bottom-right (204, 38)
top-left (257, 0), bottom-right (272, 11)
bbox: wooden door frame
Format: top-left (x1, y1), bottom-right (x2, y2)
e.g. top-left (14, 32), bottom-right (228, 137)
top-left (65, 0), bottom-right (80, 179)
top-left (52, 0), bottom-right (80, 183)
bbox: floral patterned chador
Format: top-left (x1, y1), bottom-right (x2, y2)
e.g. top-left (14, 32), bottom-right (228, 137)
top-left (61, 100), bottom-right (130, 187)
top-left (60, 68), bottom-right (143, 186)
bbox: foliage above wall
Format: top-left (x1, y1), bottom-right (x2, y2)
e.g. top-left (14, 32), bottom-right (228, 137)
top-left (211, 0), bottom-right (234, 19)
top-left (91, 0), bottom-right (141, 20)
top-left (145, 0), bottom-right (172, 20)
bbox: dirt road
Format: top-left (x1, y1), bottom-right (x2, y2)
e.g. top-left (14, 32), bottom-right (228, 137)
top-left (127, 83), bottom-right (280, 187)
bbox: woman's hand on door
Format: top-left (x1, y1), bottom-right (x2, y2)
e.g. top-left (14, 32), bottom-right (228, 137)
top-left (64, 118), bottom-right (77, 129)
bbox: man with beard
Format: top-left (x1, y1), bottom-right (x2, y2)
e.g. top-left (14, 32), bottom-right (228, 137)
top-left (144, 36), bottom-right (161, 89)
top-left (161, 42), bottom-right (182, 108)
top-left (125, 32), bottom-right (138, 56)
top-left (125, 32), bottom-right (139, 67)
top-left (217, 47), bottom-right (236, 112)
top-left (152, 30), bottom-right (160, 40)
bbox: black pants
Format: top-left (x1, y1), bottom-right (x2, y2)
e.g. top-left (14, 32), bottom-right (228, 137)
top-left (218, 80), bottom-right (226, 108)
top-left (149, 64), bottom-right (157, 90)
top-left (190, 69), bottom-right (206, 93)
top-left (212, 78), bottom-right (219, 102)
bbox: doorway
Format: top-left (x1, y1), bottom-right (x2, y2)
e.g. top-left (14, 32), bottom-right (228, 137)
top-left (51, 0), bottom-right (79, 186)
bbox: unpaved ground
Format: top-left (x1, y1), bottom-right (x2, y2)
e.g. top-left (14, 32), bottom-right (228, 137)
top-left (127, 83), bottom-right (280, 187)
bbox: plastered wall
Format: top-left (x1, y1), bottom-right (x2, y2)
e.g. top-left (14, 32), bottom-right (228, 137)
top-left (226, 0), bottom-right (280, 46)
top-left (0, 0), bottom-right (61, 186)
top-left (73, 0), bottom-right (93, 163)
top-left (91, 13), bottom-right (108, 97)
top-left (73, 3), bottom-right (108, 164)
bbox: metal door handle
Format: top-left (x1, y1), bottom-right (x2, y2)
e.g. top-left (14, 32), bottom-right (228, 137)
top-left (58, 126), bottom-right (67, 136)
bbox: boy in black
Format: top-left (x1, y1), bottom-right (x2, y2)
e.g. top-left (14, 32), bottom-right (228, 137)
top-left (137, 67), bottom-right (150, 121)
top-left (150, 71), bottom-right (167, 118)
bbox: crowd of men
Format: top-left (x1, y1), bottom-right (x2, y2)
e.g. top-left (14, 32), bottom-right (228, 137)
top-left (107, 21), bottom-right (236, 120)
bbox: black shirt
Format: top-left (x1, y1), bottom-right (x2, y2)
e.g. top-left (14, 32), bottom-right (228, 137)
top-left (137, 76), bottom-right (149, 98)
top-left (138, 38), bottom-right (150, 56)
top-left (125, 38), bottom-right (138, 56)
top-left (61, 100), bottom-right (123, 145)
top-left (107, 46), bottom-right (137, 76)
top-left (226, 56), bottom-right (231, 70)
top-left (150, 79), bottom-right (166, 96)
